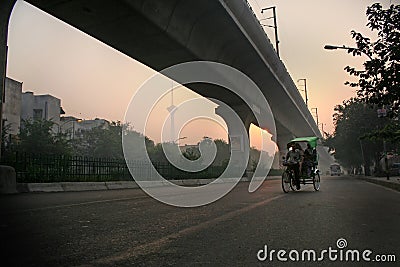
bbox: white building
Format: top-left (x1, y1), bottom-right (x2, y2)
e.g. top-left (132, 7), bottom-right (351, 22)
top-left (2, 76), bottom-right (109, 141)
top-left (60, 116), bottom-right (110, 139)
top-left (2, 77), bottom-right (22, 137)
top-left (21, 91), bottom-right (63, 132)
top-left (21, 92), bottom-right (62, 122)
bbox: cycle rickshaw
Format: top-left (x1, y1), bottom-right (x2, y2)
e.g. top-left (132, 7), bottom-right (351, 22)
top-left (281, 136), bottom-right (321, 193)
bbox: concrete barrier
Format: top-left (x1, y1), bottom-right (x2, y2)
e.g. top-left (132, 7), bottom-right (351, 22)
top-left (0, 165), bottom-right (17, 194)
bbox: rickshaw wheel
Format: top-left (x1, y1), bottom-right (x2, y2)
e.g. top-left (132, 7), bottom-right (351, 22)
top-left (290, 177), bottom-right (297, 191)
top-left (313, 172), bottom-right (321, 191)
top-left (282, 171), bottom-right (291, 193)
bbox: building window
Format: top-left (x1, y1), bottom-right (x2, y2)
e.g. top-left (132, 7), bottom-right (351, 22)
top-left (33, 109), bottom-right (43, 120)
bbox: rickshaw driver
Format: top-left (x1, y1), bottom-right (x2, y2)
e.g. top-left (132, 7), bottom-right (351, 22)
top-left (286, 142), bottom-right (302, 190)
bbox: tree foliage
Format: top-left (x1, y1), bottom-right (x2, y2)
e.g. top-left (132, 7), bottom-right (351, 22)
top-left (11, 118), bottom-right (272, 175)
top-left (362, 121), bottom-right (400, 144)
top-left (1, 123), bottom-right (12, 155)
top-left (325, 99), bottom-right (386, 173)
top-left (328, 3), bottom-right (400, 175)
top-left (74, 121), bottom-right (154, 159)
top-left (213, 139), bottom-right (230, 167)
top-left (18, 119), bottom-right (71, 155)
top-left (74, 121), bottom-right (123, 158)
top-left (344, 3), bottom-right (400, 117)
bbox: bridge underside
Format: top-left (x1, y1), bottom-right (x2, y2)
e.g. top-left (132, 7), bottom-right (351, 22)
top-left (0, 0), bottom-right (335, 173)
top-left (20, 0), bottom-right (320, 143)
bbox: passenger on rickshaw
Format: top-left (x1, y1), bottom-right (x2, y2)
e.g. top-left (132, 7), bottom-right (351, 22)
top-left (285, 142), bottom-right (302, 190)
top-left (303, 143), bottom-right (316, 177)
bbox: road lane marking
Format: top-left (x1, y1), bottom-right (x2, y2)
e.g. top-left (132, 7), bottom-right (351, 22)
top-left (1, 196), bottom-right (149, 214)
top-left (87, 194), bottom-right (285, 266)
top-left (2, 182), bottom-right (267, 214)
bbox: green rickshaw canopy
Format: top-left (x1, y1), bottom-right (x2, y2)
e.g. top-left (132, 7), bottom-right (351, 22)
top-left (289, 136), bottom-right (319, 148)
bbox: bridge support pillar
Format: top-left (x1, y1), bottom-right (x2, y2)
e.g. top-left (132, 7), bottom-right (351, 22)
top-left (215, 106), bottom-right (251, 178)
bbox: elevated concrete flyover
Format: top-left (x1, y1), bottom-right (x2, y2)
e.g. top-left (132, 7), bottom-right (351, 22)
top-left (1, 0), bottom-right (332, 170)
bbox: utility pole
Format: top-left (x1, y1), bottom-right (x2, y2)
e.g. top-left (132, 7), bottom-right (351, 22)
top-left (383, 140), bottom-right (389, 180)
top-left (297, 79), bottom-right (308, 107)
top-left (261, 6), bottom-right (279, 58)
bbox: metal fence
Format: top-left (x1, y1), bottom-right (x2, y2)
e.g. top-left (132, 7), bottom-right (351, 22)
top-left (1, 153), bottom-right (225, 183)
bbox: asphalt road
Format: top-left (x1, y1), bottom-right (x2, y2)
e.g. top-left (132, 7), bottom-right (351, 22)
top-left (0, 176), bottom-right (399, 266)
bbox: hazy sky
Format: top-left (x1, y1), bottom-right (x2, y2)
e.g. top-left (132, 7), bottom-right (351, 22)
top-left (6, 0), bottom-right (396, 148)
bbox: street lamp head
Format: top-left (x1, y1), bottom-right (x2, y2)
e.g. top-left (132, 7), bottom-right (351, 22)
top-left (324, 44), bottom-right (358, 51)
top-left (324, 45), bottom-right (338, 50)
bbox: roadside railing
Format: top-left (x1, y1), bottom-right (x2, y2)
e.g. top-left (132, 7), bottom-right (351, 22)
top-left (1, 152), bottom-right (226, 183)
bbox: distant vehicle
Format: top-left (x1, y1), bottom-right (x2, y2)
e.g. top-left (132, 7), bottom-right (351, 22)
top-left (389, 163), bottom-right (400, 176)
top-left (330, 163), bottom-right (341, 176)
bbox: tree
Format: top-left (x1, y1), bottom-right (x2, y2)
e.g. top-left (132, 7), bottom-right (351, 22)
top-left (213, 139), bottom-right (230, 167)
top-left (182, 147), bottom-right (200, 161)
top-left (1, 123), bottom-right (12, 155)
top-left (363, 121), bottom-right (400, 144)
top-left (18, 119), bottom-right (71, 155)
top-left (344, 3), bottom-right (400, 117)
top-left (74, 121), bottom-right (154, 159)
top-left (325, 99), bottom-right (386, 174)
top-left (73, 121), bottom-right (122, 158)
top-left (325, 98), bottom-right (389, 175)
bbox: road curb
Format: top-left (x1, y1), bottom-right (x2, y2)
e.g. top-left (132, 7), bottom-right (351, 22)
top-left (28, 183), bottom-right (64, 192)
top-left (16, 176), bottom-right (282, 193)
top-left (357, 176), bottom-right (400, 192)
top-left (105, 181), bottom-right (139, 190)
top-left (61, 182), bottom-right (108, 192)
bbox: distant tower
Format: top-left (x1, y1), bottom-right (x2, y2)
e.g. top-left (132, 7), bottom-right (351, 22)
top-left (167, 81), bottom-right (176, 143)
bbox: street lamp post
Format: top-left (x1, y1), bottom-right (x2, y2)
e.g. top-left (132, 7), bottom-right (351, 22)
top-left (383, 140), bottom-right (389, 180)
top-left (324, 43), bottom-right (383, 177)
top-left (376, 109), bottom-right (390, 180)
top-left (297, 78), bottom-right (308, 107)
top-left (359, 139), bottom-right (366, 175)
